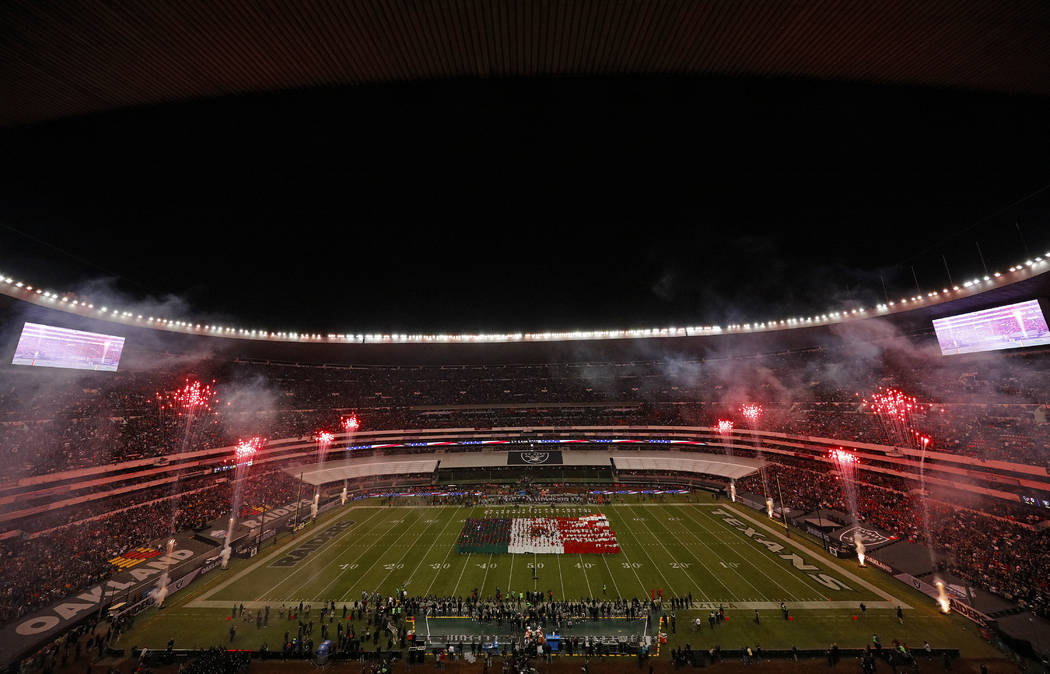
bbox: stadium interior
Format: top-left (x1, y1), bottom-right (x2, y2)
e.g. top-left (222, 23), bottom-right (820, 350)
top-left (2, 264), bottom-right (1050, 672)
top-left (3, 2), bottom-right (1050, 673)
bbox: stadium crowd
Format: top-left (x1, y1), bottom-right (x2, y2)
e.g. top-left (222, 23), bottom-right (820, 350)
top-left (736, 462), bottom-right (1050, 617)
top-left (1, 348), bottom-right (1048, 634)
top-left (0, 467), bottom-right (302, 624)
top-left (1, 352), bottom-right (1049, 478)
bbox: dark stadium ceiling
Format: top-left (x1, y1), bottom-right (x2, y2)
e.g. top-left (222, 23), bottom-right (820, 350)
top-left (2, 0), bottom-right (1049, 125)
top-left (1, 1), bottom-right (1049, 335)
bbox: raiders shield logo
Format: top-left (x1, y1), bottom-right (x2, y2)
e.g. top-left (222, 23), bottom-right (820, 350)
top-left (837, 525), bottom-right (893, 547)
top-left (521, 451), bottom-right (550, 464)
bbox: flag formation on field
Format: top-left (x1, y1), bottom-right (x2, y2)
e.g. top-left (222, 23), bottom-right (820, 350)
top-left (456, 515), bottom-right (619, 554)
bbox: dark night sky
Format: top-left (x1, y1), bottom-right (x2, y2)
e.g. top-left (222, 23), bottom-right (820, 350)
top-left (1, 77), bottom-right (1048, 334)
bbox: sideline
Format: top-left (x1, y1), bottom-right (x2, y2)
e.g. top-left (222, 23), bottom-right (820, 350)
top-left (721, 503), bottom-right (909, 608)
top-left (189, 504), bottom-right (376, 606)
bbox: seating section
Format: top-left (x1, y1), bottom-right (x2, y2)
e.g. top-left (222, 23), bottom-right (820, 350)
top-left (1, 347), bottom-right (1049, 625)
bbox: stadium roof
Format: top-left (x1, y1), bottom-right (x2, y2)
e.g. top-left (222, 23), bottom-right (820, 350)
top-left (2, 262), bottom-right (1048, 364)
top-left (2, 0), bottom-right (1049, 126)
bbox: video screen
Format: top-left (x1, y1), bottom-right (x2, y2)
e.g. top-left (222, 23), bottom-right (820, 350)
top-left (933, 300), bottom-right (1050, 355)
top-left (11, 322), bottom-right (125, 371)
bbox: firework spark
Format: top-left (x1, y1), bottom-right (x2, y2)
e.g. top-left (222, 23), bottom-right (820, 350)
top-left (829, 447), bottom-right (858, 464)
top-left (234, 436), bottom-right (263, 462)
top-left (862, 386), bottom-right (930, 450)
top-left (715, 419), bottom-right (734, 435)
top-left (341, 414), bottom-right (360, 432)
top-left (828, 447), bottom-right (863, 564)
top-left (156, 379), bottom-right (218, 415)
top-left (740, 404), bottom-right (762, 424)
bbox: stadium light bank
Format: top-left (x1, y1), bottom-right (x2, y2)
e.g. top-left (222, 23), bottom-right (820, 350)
top-left (0, 254), bottom-right (1047, 344)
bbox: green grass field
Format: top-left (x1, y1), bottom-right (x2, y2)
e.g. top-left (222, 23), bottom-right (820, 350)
top-left (117, 498), bottom-right (999, 658)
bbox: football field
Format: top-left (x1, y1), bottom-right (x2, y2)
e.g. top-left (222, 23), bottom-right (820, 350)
top-left (191, 501), bottom-right (891, 609)
top-left (117, 499), bottom-right (999, 657)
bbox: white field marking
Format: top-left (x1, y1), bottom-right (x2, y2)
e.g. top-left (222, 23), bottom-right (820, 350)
top-left (638, 505), bottom-right (725, 602)
top-left (192, 506), bottom-right (383, 606)
top-left (556, 554), bottom-right (566, 599)
top-left (334, 509), bottom-right (429, 602)
top-left (424, 520), bottom-right (468, 596)
top-left (305, 507), bottom-right (427, 601)
top-left (401, 506), bottom-right (461, 589)
top-left (688, 505), bottom-right (818, 601)
top-left (480, 554), bottom-right (493, 595)
top-left (603, 509), bottom-right (649, 596)
top-left (723, 504), bottom-right (907, 607)
top-left (610, 506), bottom-right (678, 596)
top-left (181, 597), bottom-right (908, 610)
top-left (372, 510), bottom-right (450, 596)
top-left (626, 503), bottom-right (703, 596)
top-left (679, 504), bottom-right (806, 601)
top-left (273, 506), bottom-right (399, 601)
top-left (451, 553), bottom-right (471, 596)
top-left (578, 554), bottom-right (593, 597)
top-left (601, 554), bottom-right (622, 599)
top-left (506, 550), bottom-right (515, 591)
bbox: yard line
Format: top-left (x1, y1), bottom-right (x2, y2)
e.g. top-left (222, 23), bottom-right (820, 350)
top-left (506, 551), bottom-right (515, 591)
top-left (577, 554), bottom-right (593, 597)
top-left (723, 505), bottom-right (904, 605)
top-left (301, 507), bottom-right (423, 602)
top-left (601, 554), bottom-right (622, 599)
top-left (480, 554), bottom-right (493, 595)
top-left (198, 505), bottom-right (378, 604)
top-left (451, 553), bottom-right (471, 596)
top-left (371, 510), bottom-right (453, 596)
top-left (334, 509), bottom-right (429, 602)
top-left (685, 505), bottom-right (811, 601)
top-left (255, 506), bottom-right (388, 601)
top-left (403, 507), bottom-right (460, 587)
top-left (604, 509), bottom-right (651, 597)
top-left (424, 516), bottom-right (469, 596)
top-left (611, 506), bottom-right (678, 596)
top-left (306, 507), bottom-right (430, 601)
top-left (691, 504), bottom-right (827, 599)
top-left (674, 504), bottom-right (787, 601)
top-left (556, 554), bottom-right (566, 599)
top-left (626, 504), bottom-right (697, 594)
top-left (638, 505), bottom-right (725, 602)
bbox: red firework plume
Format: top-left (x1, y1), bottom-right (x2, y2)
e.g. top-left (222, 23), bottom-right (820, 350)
top-left (156, 379), bottom-right (218, 415)
top-left (829, 447), bottom-right (858, 465)
top-left (715, 419), bottom-right (734, 435)
top-left (862, 386), bottom-right (931, 450)
top-left (341, 414), bottom-right (360, 432)
top-left (740, 404), bottom-right (762, 424)
top-left (314, 430), bottom-right (334, 445)
top-left (234, 436), bottom-right (263, 462)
